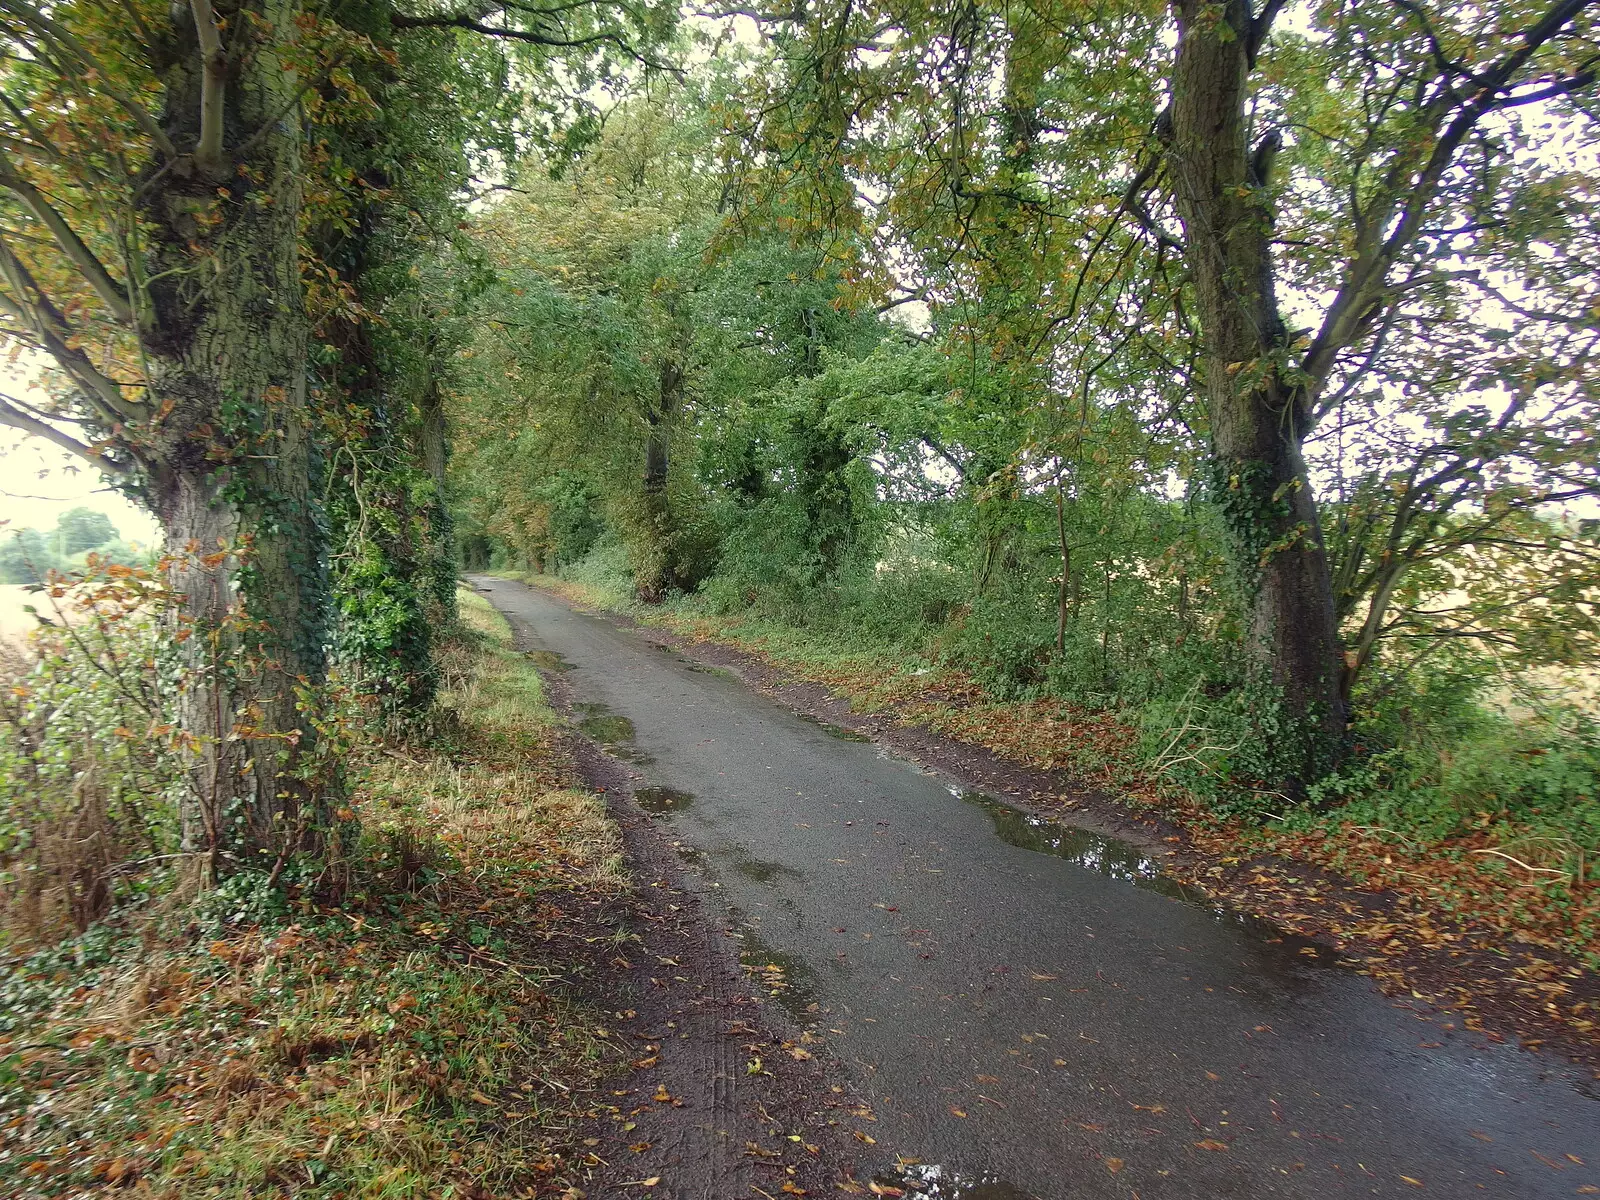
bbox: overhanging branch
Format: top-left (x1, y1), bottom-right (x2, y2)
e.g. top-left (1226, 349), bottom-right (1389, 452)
top-left (0, 152), bottom-right (137, 327)
top-left (0, 390), bottom-right (131, 476)
top-left (0, 0), bottom-right (178, 161)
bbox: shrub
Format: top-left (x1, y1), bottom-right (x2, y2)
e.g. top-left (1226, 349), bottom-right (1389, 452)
top-left (0, 566), bottom-right (180, 951)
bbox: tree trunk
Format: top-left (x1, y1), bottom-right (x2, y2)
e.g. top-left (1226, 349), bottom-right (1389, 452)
top-left (1055, 477), bottom-right (1071, 656)
top-left (417, 368), bottom-right (458, 626)
top-left (1167, 0), bottom-right (1346, 775)
top-left (636, 355), bottom-right (680, 602)
top-left (143, 0), bottom-right (327, 874)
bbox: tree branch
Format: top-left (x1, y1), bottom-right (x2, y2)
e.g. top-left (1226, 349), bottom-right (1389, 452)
top-left (0, 235), bottom-right (141, 421)
top-left (0, 390), bottom-right (131, 476)
top-left (189, 0), bottom-right (228, 177)
top-left (0, 153), bottom-right (137, 327)
top-left (390, 6), bottom-right (677, 69)
top-left (0, 0), bottom-right (178, 161)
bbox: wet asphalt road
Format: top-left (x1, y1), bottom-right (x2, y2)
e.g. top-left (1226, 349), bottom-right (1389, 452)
top-left (473, 576), bottom-right (1599, 1200)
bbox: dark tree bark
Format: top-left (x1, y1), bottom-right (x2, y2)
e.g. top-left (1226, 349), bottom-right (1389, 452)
top-left (1167, 0), bottom-right (1346, 771)
top-left (139, 0), bottom-right (328, 875)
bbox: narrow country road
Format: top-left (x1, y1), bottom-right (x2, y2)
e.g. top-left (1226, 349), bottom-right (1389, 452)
top-left (473, 576), bottom-right (1599, 1200)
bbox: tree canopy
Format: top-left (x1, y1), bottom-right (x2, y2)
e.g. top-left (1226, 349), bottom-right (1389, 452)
top-left (1, 0), bottom-right (1596, 871)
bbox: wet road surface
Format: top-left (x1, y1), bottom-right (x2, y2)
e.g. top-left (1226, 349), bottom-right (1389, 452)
top-left (473, 576), bottom-right (1600, 1200)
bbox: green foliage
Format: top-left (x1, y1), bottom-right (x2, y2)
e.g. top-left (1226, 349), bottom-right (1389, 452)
top-left (424, 1), bottom-right (1600, 883)
top-left (1313, 660), bottom-right (1600, 856)
top-left (0, 568), bottom-right (180, 950)
top-left (0, 529), bottom-right (57, 585)
top-left (53, 508), bottom-right (115, 556)
top-left (0, 512), bottom-right (142, 585)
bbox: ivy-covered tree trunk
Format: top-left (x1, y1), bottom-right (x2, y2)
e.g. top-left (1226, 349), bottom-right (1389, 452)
top-left (1167, 0), bottom-right (1346, 773)
top-left (143, 0), bottom-right (328, 875)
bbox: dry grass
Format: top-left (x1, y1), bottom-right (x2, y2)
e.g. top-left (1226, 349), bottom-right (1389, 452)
top-left (0, 586), bottom-right (632, 1198)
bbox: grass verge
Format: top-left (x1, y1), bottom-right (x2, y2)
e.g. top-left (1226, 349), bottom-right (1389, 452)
top-left (0, 587), bottom-right (626, 1198)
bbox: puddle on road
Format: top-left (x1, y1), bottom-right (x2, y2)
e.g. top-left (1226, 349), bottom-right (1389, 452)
top-left (732, 856), bottom-right (799, 884)
top-left (574, 702), bottom-right (654, 764)
top-left (734, 929), bottom-right (819, 1018)
top-left (636, 785), bottom-right (695, 814)
top-left (797, 712), bottom-right (872, 743)
top-left (685, 662), bottom-right (742, 682)
top-left (877, 1164), bottom-right (1039, 1199)
top-left (961, 788), bottom-right (1343, 967)
top-left (524, 649), bottom-right (573, 671)
top-left (960, 790), bottom-right (1199, 905)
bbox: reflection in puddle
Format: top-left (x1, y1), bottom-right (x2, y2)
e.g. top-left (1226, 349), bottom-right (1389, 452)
top-left (960, 790), bottom-right (1199, 904)
top-left (732, 856), bottom-right (798, 883)
top-left (797, 712), bottom-right (872, 743)
top-left (636, 785), bottom-right (695, 813)
top-left (524, 649), bottom-right (572, 671)
top-left (685, 662), bottom-right (742, 682)
top-left (961, 789), bottom-right (1341, 966)
top-left (575, 702), bottom-right (653, 763)
top-left (735, 929), bottom-right (818, 1017)
top-left (878, 1164), bottom-right (1039, 1199)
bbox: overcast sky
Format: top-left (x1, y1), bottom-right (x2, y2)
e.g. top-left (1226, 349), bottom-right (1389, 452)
top-left (1, 434), bottom-right (159, 547)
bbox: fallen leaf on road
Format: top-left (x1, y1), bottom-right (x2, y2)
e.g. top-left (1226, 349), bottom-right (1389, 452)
top-left (1469, 1131), bottom-right (1492, 1142)
top-left (949, 1106), bottom-right (968, 1118)
top-left (652, 1085), bottom-right (671, 1103)
top-left (1105, 1158), bottom-right (1124, 1174)
top-left (1400, 1176), bottom-right (1424, 1187)
top-left (1194, 1139), bottom-right (1229, 1151)
top-left (853, 1131), bottom-right (877, 1145)
top-left (790, 1047), bottom-right (813, 1060)
top-left (867, 1184), bottom-right (904, 1197)
top-left (1205, 1071), bottom-right (1220, 1081)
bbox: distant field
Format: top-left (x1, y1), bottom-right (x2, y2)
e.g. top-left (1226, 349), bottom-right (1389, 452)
top-left (0, 584), bottom-right (47, 644)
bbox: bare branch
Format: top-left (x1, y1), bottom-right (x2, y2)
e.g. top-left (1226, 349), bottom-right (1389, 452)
top-left (189, 0), bottom-right (228, 177)
top-left (0, 390), bottom-right (131, 476)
